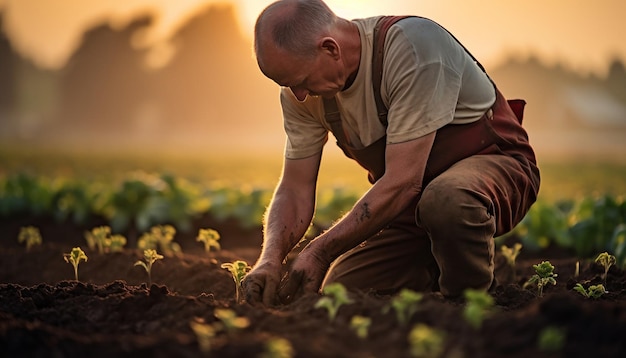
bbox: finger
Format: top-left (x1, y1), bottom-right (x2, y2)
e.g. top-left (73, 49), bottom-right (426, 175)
top-left (301, 274), bottom-right (323, 295)
top-left (278, 270), bottom-right (303, 304)
top-left (242, 278), bottom-right (263, 304)
top-left (262, 277), bottom-right (279, 306)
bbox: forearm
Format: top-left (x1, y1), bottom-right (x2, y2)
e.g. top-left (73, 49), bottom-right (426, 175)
top-left (306, 133), bottom-right (435, 264)
top-left (308, 176), bottom-right (421, 263)
top-left (257, 187), bottom-right (315, 265)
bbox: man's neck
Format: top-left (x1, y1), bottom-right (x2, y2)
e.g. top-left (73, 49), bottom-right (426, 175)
top-left (338, 19), bottom-right (361, 91)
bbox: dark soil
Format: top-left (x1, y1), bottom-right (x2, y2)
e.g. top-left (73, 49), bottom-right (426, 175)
top-left (1, 214), bottom-right (625, 357)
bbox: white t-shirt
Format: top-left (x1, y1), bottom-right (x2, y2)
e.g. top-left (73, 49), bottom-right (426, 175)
top-left (281, 16), bottom-right (496, 159)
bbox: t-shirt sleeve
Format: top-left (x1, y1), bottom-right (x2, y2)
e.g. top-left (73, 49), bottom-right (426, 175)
top-left (280, 89), bottom-right (329, 159)
top-left (382, 19), bottom-right (464, 144)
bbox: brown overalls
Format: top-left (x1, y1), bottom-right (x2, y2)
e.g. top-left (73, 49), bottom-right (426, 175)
top-left (320, 16), bottom-right (541, 297)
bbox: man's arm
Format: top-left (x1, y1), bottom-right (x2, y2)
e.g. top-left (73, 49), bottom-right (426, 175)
top-left (259, 152), bottom-right (321, 263)
top-left (243, 152), bottom-right (322, 305)
top-left (279, 132), bottom-right (436, 300)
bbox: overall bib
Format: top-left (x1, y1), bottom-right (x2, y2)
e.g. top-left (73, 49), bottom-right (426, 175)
top-left (320, 16), bottom-right (540, 296)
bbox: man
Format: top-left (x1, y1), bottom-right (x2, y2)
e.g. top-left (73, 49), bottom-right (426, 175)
top-left (242, 0), bottom-right (540, 306)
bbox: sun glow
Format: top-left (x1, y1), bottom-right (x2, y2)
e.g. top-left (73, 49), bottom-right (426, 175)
top-left (1, 0), bottom-right (624, 74)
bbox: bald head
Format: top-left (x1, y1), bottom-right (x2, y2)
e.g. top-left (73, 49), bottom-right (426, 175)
top-left (254, 0), bottom-right (338, 64)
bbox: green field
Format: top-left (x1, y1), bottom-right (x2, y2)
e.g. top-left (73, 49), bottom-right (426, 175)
top-left (3, 146), bottom-right (625, 265)
top-left (1, 147), bottom-right (625, 202)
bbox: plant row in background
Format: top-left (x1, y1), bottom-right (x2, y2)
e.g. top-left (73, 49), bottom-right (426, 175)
top-left (0, 172), bottom-right (358, 235)
top-left (3, 172), bottom-right (626, 267)
top-left (499, 195), bottom-right (626, 267)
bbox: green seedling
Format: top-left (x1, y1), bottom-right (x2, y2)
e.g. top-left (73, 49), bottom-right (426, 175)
top-left (213, 308), bottom-right (250, 335)
top-left (594, 252), bottom-right (616, 284)
top-left (189, 311), bottom-right (250, 353)
top-left (107, 234), bottom-right (127, 252)
top-left (408, 323), bottom-right (446, 358)
top-left (63, 247), bottom-right (88, 281)
top-left (350, 315), bottom-right (371, 339)
top-left (463, 289), bottom-right (495, 329)
top-left (197, 228), bottom-right (221, 252)
top-left (315, 282), bottom-right (353, 321)
top-left (384, 288), bottom-right (423, 326)
top-left (501, 243), bottom-right (522, 266)
top-left (573, 283), bottom-right (607, 299)
top-left (500, 243), bottom-right (522, 281)
top-left (18, 226), bottom-right (42, 251)
top-left (220, 260), bottom-right (251, 303)
top-left (525, 261), bottom-right (558, 297)
top-left (537, 326), bottom-right (566, 352)
top-left (189, 319), bottom-right (216, 354)
top-left (134, 249), bottom-right (164, 286)
top-left (85, 226), bottom-right (127, 254)
top-left (85, 226), bottom-right (110, 254)
top-left (138, 224), bottom-right (181, 256)
top-left (260, 337), bottom-right (295, 358)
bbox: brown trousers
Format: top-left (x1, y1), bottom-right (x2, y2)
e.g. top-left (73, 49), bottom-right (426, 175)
top-left (322, 90), bottom-right (540, 297)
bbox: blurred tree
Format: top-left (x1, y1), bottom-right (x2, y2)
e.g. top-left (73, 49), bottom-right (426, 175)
top-left (0, 14), bottom-right (17, 122)
top-left (1, 13), bottom-right (60, 143)
top-left (45, 4), bottom-right (281, 152)
top-left (54, 16), bottom-right (154, 146)
top-left (606, 58), bottom-right (626, 103)
top-left (152, 4), bottom-right (280, 149)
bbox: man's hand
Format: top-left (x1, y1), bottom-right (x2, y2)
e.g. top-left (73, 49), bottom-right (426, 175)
top-left (241, 260), bottom-right (282, 306)
top-left (243, 153), bottom-right (321, 306)
top-left (278, 241), bottom-right (331, 304)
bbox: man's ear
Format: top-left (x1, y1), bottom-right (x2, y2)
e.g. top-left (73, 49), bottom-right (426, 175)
top-left (320, 37), bottom-right (340, 59)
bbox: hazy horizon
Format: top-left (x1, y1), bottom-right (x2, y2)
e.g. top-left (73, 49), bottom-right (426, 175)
top-left (0, 0), bottom-right (625, 163)
top-left (0, 0), bottom-right (625, 76)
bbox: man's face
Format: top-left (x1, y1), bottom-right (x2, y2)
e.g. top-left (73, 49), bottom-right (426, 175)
top-left (260, 46), bottom-right (345, 102)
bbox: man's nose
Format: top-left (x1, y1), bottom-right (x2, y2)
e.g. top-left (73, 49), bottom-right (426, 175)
top-left (290, 87), bottom-right (309, 102)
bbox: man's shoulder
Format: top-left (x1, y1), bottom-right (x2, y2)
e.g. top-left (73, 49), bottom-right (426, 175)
top-left (351, 16), bottom-right (383, 31)
top-left (384, 16), bottom-right (457, 57)
top-left (386, 16), bottom-right (446, 36)
top-left (351, 15), bottom-right (432, 31)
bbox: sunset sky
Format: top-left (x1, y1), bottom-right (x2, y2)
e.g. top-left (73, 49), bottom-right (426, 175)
top-left (0, 0), bottom-right (625, 75)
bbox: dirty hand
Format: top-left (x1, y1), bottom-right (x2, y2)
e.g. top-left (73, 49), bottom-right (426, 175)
top-left (278, 242), bottom-right (331, 304)
top-left (241, 260), bottom-right (282, 306)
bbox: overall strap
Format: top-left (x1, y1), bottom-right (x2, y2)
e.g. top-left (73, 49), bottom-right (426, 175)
top-left (323, 15), bottom-right (505, 150)
top-left (372, 16), bottom-right (413, 126)
top-left (322, 16), bottom-right (412, 146)
top-left (323, 96), bottom-right (351, 146)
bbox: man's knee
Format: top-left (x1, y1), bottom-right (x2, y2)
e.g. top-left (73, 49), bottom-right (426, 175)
top-left (416, 175), bottom-right (498, 297)
top-left (417, 176), bottom-right (495, 235)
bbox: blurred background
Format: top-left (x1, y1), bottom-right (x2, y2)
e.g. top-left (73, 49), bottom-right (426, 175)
top-left (0, 0), bottom-right (625, 194)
